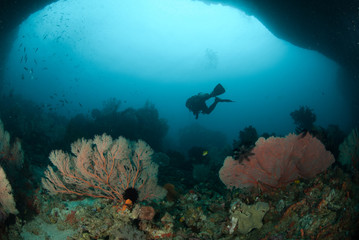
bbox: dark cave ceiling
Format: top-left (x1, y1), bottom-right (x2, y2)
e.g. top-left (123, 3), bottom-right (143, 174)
top-left (0, 0), bottom-right (358, 79)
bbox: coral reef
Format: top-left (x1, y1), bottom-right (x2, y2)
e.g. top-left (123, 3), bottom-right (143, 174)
top-left (2, 165), bottom-right (358, 239)
top-left (0, 100), bottom-right (358, 239)
top-left (262, 167), bottom-right (359, 240)
top-left (66, 100), bottom-right (168, 151)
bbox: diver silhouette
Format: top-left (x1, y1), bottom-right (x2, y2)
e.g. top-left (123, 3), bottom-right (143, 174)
top-left (186, 83), bottom-right (233, 119)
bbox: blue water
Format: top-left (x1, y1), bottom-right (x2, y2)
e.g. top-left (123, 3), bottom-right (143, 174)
top-left (3, 0), bottom-right (352, 150)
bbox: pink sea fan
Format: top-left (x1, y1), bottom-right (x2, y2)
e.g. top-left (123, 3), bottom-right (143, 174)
top-left (42, 134), bottom-right (167, 202)
top-left (219, 133), bottom-right (335, 190)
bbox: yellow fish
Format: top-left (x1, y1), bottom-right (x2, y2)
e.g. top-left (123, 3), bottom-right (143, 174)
top-left (202, 150), bottom-right (208, 156)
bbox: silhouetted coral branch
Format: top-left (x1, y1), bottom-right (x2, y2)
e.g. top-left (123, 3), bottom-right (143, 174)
top-left (290, 106), bottom-right (316, 133)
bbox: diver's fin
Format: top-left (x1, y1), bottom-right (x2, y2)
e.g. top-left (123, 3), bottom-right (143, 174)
top-left (210, 83), bottom-right (225, 97)
top-left (215, 97), bottom-right (234, 103)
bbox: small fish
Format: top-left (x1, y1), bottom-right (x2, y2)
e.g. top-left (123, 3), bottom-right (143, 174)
top-left (35, 48), bottom-right (38, 53)
top-left (202, 150), bottom-right (208, 156)
top-left (43, 34), bottom-right (48, 40)
top-left (24, 67), bottom-right (28, 71)
top-left (20, 56), bottom-right (23, 63)
top-left (24, 47), bottom-right (26, 52)
top-left (34, 59), bottom-right (37, 64)
top-left (21, 74), bottom-right (24, 80)
top-left (42, 67), bottom-right (48, 70)
top-left (24, 54), bottom-right (28, 63)
top-left (79, 103), bottom-right (82, 107)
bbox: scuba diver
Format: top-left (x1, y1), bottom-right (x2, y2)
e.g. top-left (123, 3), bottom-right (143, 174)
top-left (186, 83), bottom-right (233, 119)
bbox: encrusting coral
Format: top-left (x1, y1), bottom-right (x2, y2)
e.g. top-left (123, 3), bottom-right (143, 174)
top-left (229, 200), bottom-right (269, 234)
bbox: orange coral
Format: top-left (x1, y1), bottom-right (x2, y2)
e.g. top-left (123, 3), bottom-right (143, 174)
top-left (65, 210), bottom-right (77, 225)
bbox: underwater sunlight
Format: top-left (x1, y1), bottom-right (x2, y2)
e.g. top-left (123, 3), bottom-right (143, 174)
top-left (3, 0), bottom-right (351, 142)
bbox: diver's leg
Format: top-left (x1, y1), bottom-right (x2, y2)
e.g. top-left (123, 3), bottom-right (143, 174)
top-left (203, 101), bottom-right (219, 114)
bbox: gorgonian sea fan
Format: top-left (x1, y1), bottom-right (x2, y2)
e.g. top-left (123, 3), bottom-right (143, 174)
top-left (219, 133), bottom-right (334, 190)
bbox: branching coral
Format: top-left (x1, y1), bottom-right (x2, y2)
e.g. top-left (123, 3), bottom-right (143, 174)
top-left (238, 125), bottom-right (258, 147)
top-left (290, 106), bottom-right (316, 133)
top-left (233, 125), bottom-right (258, 162)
